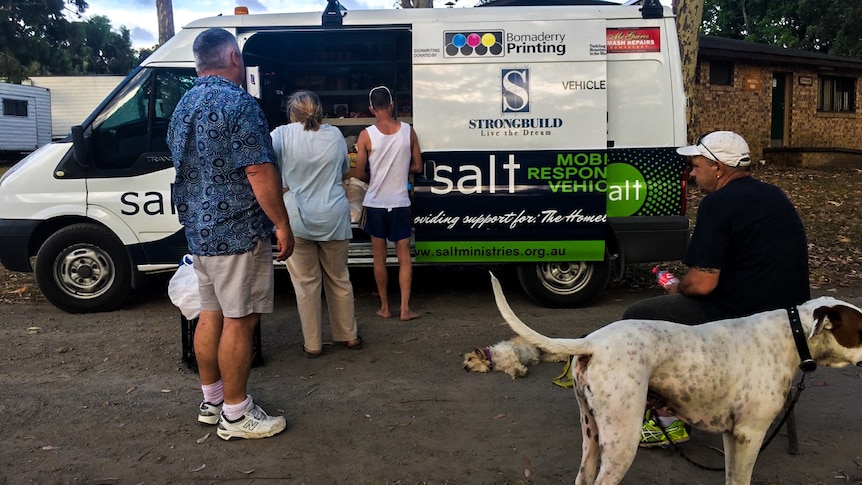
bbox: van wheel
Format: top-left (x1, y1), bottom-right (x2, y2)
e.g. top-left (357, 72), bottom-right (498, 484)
top-left (516, 259), bottom-right (610, 308)
top-left (34, 223), bottom-right (132, 313)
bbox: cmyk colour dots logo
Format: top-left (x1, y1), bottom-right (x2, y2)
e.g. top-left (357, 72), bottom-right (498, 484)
top-left (445, 31), bottom-right (504, 57)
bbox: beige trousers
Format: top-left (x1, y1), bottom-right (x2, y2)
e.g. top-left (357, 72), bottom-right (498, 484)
top-left (286, 237), bottom-right (357, 352)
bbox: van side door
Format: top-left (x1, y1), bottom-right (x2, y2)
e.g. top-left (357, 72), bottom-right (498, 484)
top-left (411, 20), bottom-right (609, 264)
top-left (78, 67), bottom-right (197, 265)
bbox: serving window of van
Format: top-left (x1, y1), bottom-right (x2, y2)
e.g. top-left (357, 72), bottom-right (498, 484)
top-left (242, 29), bottom-right (412, 137)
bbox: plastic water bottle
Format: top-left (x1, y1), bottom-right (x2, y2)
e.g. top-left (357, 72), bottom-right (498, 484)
top-left (652, 266), bottom-right (679, 289)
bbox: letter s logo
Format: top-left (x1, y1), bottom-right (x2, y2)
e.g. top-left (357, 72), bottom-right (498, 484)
top-left (501, 69), bottom-right (529, 113)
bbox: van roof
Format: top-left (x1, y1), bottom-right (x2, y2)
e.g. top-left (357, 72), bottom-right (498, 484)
top-left (143, 4), bottom-right (672, 66)
top-left (187, 4), bottom-right (665, 27)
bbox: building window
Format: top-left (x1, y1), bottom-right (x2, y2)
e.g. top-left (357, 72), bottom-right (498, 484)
top-left (2, 98), bottom-right (29, 117)
top-left (709, 60), bottom-right (734, 86)
top-left (818, 76), bottom-right (856, 112)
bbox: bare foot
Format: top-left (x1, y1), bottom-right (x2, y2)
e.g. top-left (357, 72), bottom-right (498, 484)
top-left (376, 308), bottom-right (392, 318)
top-left (400, 311), bottom-right (420, 322)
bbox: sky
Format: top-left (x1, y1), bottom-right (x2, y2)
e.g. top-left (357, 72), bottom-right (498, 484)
top-left (70, 0), bottom-right (473, 49)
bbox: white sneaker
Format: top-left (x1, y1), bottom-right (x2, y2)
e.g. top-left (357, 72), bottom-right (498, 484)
top-left (198, 401), bottom-right (222, 425)
top-left (217, 403), bottom-right (286, 440)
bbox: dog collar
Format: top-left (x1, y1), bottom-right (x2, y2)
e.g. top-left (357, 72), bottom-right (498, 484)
top-left (483, 347), bottom-right (493, 369)
top-left (786, 306), bottom-right (817, 373)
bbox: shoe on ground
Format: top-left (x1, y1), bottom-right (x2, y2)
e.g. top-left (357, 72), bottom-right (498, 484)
top-left (640, 413), bottom-right (690, 448)
top-left (217, 403), bottom-right (286, 440)
top-left (198, 400), bottom-right (222, 425)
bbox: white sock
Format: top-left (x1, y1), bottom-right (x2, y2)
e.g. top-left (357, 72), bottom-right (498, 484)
top-left (222, 395), bottom-right (253, 421)
top-left (201, 380), bottom-right (223, 405)
top-left (658, 415), bottom-right (678, 427)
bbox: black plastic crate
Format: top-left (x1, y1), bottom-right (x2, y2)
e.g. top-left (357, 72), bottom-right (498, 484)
top-left (181, 315), bottom-right (264, 371)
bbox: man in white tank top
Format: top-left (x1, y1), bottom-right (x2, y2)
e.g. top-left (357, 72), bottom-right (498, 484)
top-left (354, 85), bottom-right (423, 321)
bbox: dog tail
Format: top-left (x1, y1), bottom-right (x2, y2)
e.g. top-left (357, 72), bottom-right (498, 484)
top-left (490, 272), bottom-right (593, 357)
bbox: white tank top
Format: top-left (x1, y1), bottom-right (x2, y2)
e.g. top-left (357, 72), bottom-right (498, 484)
top-left (363, 122), bottom-right (412, 209)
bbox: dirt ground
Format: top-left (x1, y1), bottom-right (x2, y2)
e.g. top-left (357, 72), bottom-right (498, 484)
top-left (1, 265), bottom-right (862, 485)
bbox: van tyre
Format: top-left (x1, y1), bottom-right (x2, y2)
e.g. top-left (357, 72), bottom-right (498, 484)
top-left (516, 259), bottom-right (610, 308)
top-left (34, 223), bottom-right (132, 313)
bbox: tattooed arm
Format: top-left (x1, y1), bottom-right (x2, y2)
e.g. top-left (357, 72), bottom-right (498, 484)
top-left (671, 266), bottom-right (720, 296)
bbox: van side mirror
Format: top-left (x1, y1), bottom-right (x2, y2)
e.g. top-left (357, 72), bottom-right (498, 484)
top-left (71, 125), bottom-right (90, 167)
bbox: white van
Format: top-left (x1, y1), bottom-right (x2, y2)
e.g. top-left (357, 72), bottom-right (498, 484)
top-left (0, 2), bottom-right (690, 313)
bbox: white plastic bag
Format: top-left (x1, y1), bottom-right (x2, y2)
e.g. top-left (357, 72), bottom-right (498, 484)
top-left (168, 254), bottom-right (200, 320)
top-left (344, 177), bottom-right (368, 224)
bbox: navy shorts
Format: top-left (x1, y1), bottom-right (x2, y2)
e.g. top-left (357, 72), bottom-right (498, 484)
top-left (362, 206), bottom-right (412, 242)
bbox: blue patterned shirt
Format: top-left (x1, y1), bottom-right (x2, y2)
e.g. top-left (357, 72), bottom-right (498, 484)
top-left (168, 75), bottom-right (277, 256)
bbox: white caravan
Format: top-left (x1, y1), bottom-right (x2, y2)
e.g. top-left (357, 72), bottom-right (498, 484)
top-left (0, 83), bottom-right (51, 154)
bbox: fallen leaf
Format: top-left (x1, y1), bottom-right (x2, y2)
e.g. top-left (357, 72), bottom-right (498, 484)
top-left (493, 413), bottom-right (506, 420)
top-left (838, 235), bottom-right (851, 243)
top-left (41, 446), bottom-right (60, 451)
top-left (827, 200), bottom-right (842, 206)
top-left (191, 464), bottom-right (206, 472)
top-left (196, 432), bottom-right (210, 444)
top-left (126, 386), bottom-right (136, 394)
top-left (239, 470), bottom-right (254, 475)
top-left (27, 326), bottom-right (41, 334)
top-left (160, 389), bottom-right (172, 393)
top-left (12, 286), bottom-right (28, 294)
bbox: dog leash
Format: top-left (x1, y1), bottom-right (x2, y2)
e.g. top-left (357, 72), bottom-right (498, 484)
top-left (655, 306), bottom-right (817, 471)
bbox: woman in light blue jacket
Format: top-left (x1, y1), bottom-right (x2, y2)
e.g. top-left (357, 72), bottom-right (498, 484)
top-left (271, 90), bottom-right (361, 357)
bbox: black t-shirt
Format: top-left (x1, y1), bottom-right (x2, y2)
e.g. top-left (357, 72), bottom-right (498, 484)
top-left (685, 176), bottom-right (810, 318)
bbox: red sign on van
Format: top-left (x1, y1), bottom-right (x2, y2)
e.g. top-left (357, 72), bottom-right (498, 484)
top-left (606, 28), bottom-right (661, 53)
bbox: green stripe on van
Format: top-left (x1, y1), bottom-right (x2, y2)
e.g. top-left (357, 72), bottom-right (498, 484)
top-left (414, 240), bottom-right (604, 263)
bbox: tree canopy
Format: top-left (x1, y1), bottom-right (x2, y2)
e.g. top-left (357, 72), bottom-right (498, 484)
top-left (703, 0), bottom-right (862, 59)
top-left (1, 0), bottom-right (137, 83)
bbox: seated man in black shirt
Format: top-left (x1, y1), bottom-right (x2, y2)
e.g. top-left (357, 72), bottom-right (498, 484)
top-left (625, 131), bottom-right (810, 447)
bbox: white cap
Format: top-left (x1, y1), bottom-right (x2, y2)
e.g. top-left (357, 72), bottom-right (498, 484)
top-left (677, 131), bottom-right (751, 167)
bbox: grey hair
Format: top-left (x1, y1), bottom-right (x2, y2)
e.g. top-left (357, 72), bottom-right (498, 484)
top-left (192, 28), bottom-right (239, 74)
top-left (287, 90), bottom-right (323, 131)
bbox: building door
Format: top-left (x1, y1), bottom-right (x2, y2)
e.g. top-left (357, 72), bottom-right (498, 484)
top-left (770, 73), bottom-right (789, 147)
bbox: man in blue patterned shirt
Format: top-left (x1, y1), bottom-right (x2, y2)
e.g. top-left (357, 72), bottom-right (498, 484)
top-left (168, 27), bottom-right (294, 441)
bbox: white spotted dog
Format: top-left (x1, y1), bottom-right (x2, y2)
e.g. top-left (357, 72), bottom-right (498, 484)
top-left (489, 272), bottom-right (862, 485)
top-left (463, 335), bottom-right (569, 379)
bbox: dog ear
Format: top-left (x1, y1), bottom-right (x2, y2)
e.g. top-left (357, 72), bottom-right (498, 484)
top-left (812, 305), bottom-right (862, 347)
top-left (812, 306), bottom-right (837, 334)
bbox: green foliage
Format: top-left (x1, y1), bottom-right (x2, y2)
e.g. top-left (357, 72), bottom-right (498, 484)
top-left (0, 0), bottom-right (137, 82)
top-left (702, 0), bottom-right (862, 58)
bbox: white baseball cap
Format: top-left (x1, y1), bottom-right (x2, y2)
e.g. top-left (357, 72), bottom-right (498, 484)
top-left (677, 131), bottom-right (751, 167)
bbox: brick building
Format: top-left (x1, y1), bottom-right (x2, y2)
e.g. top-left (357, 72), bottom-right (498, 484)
top-left (693, 35), bottom-right (862, 167)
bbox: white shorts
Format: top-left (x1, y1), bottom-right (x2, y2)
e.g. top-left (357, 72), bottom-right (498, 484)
top-left (193, 239), bottom-right (274, 318)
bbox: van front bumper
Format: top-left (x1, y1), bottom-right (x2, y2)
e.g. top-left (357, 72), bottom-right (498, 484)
top-left (0, 219), bottom-right (39, 272)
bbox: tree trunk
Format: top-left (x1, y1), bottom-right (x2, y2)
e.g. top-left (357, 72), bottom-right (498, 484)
top-left (673, 0), bottom-right (704, 143)
top-left (156, 0), bottom-right (175, 46)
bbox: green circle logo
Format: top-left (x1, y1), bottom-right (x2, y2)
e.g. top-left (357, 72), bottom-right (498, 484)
top-left (606, 163), bottom-right (647, 217)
